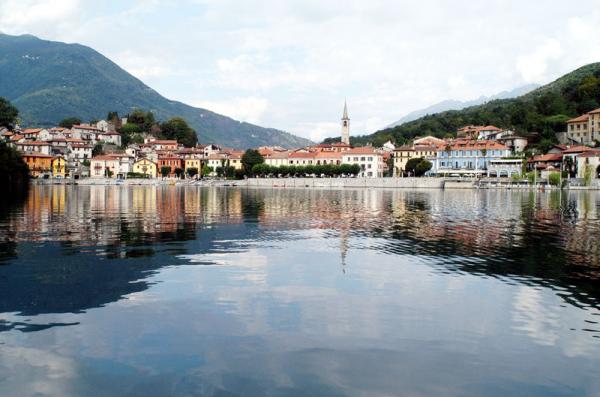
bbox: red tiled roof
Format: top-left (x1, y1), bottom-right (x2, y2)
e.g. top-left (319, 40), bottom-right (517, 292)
top-left (567, 114), bottom-right (589, 123)
top-left (588, 107), bottom-right (600, 114)
top-left (72, 125), bottom-right (102, 131)
top-left (563, 145), bottom-right (595, 154)
top-left (344, 147), bottom-right (380, 155)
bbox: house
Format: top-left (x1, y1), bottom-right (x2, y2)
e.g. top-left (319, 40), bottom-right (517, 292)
top-left (393, 144), bottom-right (438, 176)
top-left (98, 131), bottom-right (122, 146)
top-left (157, 154), bottom-right (182, 176)
top-left (67, 139), bottom-right (93, 163)
top-left (486, 159), bottom-right (523, 178)
top-left (566, 108), bottom-right (600, 144)
top-left (456, 125), bottom-right (502, 139)
top-left (51, 157), bottom-right (67, 177)
top-left (149, 140), bottom-right (178, 151)
top-left (576, 151), bottom-right (600, 178)
top-left (341, 147), bottom-right (384, 178)
top-left (527, 153), bottom-right (563, 171)
top-left (90, 155), bottom-right (121, 178)
top-left (21, 128), bottom-right (52, 141)
top-left (413, 136), bottom-right (446, 147)
top-left (288, 151), bottom-right (316, 166)
top-left (496, 135), bottom-right (528, 153)
top-left (430, 140), bottom-right (511, 176)
top-left (132, 158), bottom-right (158, 178)
top-left (315, 151), bottom-right (342, 165)
top-left (21, 153), bottom-right (54, 177)
top-left (264, 151), bottom-right (289, 167)
top-left (72, 125), bottom-right (103, 142)
top-left (228, 151), bottom-right (244, 170)
top-left (14, 140), bottom-right (52, 155)
top-left (184, 158), bottom-right (202, 176)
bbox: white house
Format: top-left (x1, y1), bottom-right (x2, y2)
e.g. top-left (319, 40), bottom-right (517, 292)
top-left (342, 147), bottom-right (384, 178)
top-left (429, 140), bottom-right (511, 176)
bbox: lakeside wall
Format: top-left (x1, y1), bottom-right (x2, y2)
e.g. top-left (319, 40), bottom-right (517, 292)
top-left (34, 177), bottom-right (600, 190)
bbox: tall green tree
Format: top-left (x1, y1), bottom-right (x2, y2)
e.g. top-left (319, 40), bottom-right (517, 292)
top-left (241, 149), bottom-right (264, 175)
top-left (59, 117), bottom-right (82, 128)
top-left (0, 97), bottom-right (19, 129)
top-left (160, 117), bottom-right (197, 147)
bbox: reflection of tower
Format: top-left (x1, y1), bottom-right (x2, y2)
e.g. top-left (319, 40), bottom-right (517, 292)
top-left (340, 227), bottom-right (349, 273)
top-left (341, 101), bottom-right (350, 145)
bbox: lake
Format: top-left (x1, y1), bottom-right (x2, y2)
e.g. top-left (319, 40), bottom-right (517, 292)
top-left (0, 185), bottom-right (599, 396)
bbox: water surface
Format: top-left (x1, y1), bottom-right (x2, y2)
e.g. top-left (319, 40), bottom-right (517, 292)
top-left (1, 185), bottom-right (599, 396)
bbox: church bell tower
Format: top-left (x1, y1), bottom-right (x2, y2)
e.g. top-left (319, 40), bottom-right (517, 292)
top-left (341, 101), bottom-right (350, 145)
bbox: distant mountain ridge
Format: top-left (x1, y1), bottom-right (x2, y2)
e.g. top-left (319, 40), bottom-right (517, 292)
top-left (351, 62), bottom-right (600, 148)
top-left (0, 33), bottom-right (312, 149)
top-left (387, 84), bottom-right (540, 128)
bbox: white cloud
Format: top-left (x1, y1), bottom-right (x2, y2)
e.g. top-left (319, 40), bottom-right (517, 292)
top-left (192, 96), bottom-right (270, 124)
top-left (3, 1), bottom-right (600, 140)
top-left (516, 39), bottom-right (564, 83)
top-left (0, 0), bottom-right (81, 34)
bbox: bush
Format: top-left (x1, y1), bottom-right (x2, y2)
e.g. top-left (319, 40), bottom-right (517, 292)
top-left (127, 172), bottom-right (148, 179)
top-left (548, 172), bottom-right (561, 186)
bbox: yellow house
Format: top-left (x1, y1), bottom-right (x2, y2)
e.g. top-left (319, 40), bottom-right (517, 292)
top-left (51, 156), bottom-right (67, 177)
top-left (21, 153), bottom-right (54, 177)
top-left (132, 158), bottom-right (157, 178)
top-left (393, 144), bottom-right (438, 176)
top-left (184, 158), bottom-right (201, 177)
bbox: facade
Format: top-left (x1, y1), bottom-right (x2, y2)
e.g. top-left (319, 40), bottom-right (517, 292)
top-left (566, 108), bottom-right (600, 144)
top-left (576, 151), bottom-right (600, 178)
top-left (341, 147), bottom-right (384, 178)
top-left (184, 158), bottom-right (202, 176)
top-left (90, 155), bottom-right (120, 178)
top-left (315, 151), bottom-right (342, 165)
top-left (157, 155), bottom-right (183, 177)
top-left (288, 151), bottom-right (315, 166)
top-left (15, 141), bottom-right (52, 155)
top-left (51, 157), bottom-right (67, 177)
top-left (264, 151), bottom-right (290, 167)
top-left (497, 135), bottom-right (528, 153)
top-left (393, 144), bottom-right (438, 176)
top-left (486, 159), bottom-right (523, 177)
top-left (21, 153), bottom-right (54, 177)
top-left (430, 140), bottom-right (511, 176)
top-left (132, 158), bottom-right (157, 178)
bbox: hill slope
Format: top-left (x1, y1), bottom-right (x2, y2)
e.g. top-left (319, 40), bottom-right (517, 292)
top-left (354, 63), bottom-right (600, 148)
top-left (387, 84), bottom-right (539, 128)
top-left (0, 34), bottom-right (311, 148)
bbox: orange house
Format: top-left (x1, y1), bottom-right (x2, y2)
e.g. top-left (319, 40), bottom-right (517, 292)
top-left (157, 155), bottom-right (183, 177)
top-left (21, 153), bottom-right (54, 177)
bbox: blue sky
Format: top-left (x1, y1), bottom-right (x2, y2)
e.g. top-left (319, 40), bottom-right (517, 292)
top-left (1, 0), bottom-right (600, 141)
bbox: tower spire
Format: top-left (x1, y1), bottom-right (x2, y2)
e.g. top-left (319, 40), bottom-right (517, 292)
top-left (341, 100), bottom-right (350, 145)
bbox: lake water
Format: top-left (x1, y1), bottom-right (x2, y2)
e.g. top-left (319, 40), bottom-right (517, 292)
top-left (1, 185), bottom-right (599, 397)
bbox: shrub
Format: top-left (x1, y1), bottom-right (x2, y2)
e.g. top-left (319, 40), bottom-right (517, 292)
top-left (548, 172), bottom-right (561, 186)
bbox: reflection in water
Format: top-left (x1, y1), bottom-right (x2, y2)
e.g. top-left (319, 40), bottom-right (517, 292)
top-left (0, 185), bottom-right (599, 396)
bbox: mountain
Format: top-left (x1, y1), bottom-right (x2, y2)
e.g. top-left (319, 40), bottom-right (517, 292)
top-left (352, 63), bottom-right (600, 148)
top-left (387, 84), bottom-right (539, 128)
top-left (0, 34), bottom-right (312, 149)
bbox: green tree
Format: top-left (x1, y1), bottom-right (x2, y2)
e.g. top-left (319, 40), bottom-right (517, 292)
top-left (242, 149), bottom-right (264, 175)
top-left (161, 117), bottom-right (197, 147)
top-left (160, 166), bottom-right (172, 178)
top-left (202, 165), bottom-right (213, 177)
top-left (187, 167), bottom-right (198, 178)
top-left (0, 97), bottom-right (19, 129)
top-left (92, 143), bottom-right (104, 157)
top-left (0, 142), bottom-right (29, 191)
top-left (174, 167), bottom-right (184, 179)
top-left (59, 117), bottom-right (82, 128)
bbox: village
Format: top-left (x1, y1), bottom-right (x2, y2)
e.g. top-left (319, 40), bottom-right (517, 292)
top-left (2, 104), bottom-right (600, 185)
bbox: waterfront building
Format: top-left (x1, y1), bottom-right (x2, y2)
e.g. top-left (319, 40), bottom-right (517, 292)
top-left (157, 154), bottom-right (183, 176)
top-left (429, 140), bottom-right (511, 176)
top-left (133, 158), bottom-right (158, 178)
top-left (576, 151), bottom-right (600, 178)
top-left (184, 158), bottom-right (202, 176)
top-left (315, 151), bottom-right (342, 165)
top-left (264, 151), bottom-right (290, 167)
top-left (486, 159), bottom-right (523, 177)
top-left (566, 108), bottom-right (600, 144)
top-left (90, 155), bottom-right (121, 178)
top-left (393, 144), bottom-right (438, 176)
top-left (21, 153), bottom-right (54, 177)
top-left (341, 147), bottom-right (384, 178)
top-left (288, 151), bottom-right (316, 166)
top-left (51, 156), bottom-right (67, 177)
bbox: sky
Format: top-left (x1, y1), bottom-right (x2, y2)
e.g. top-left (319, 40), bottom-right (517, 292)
top-left (1, 0), bottom-right (600, 142)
